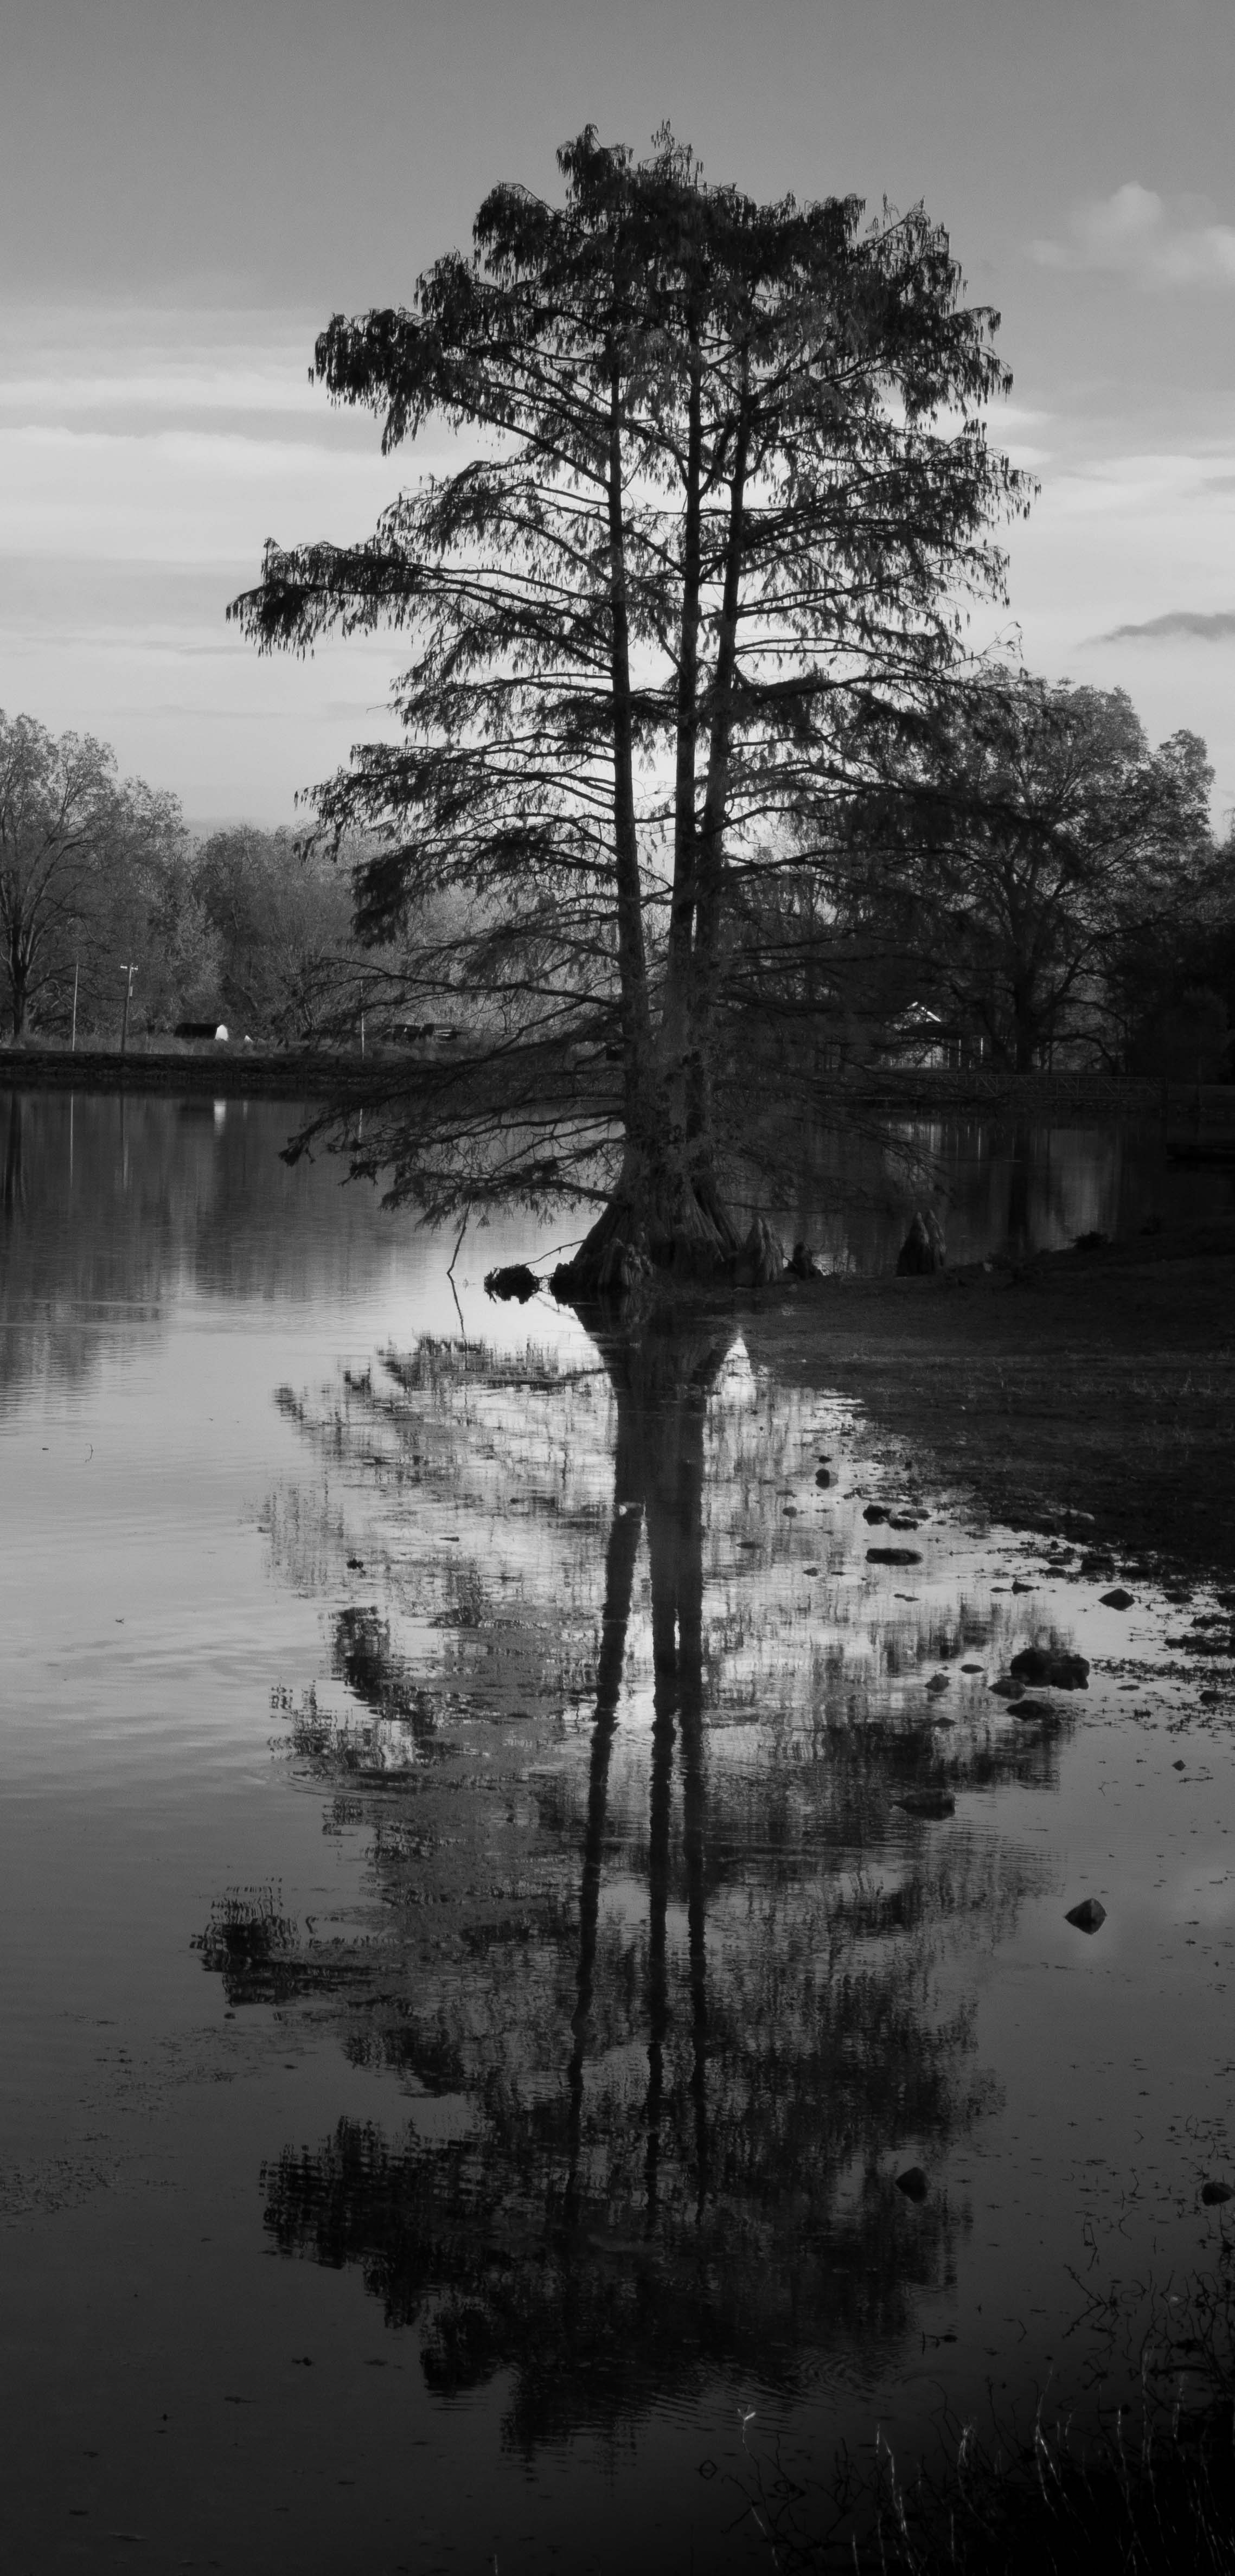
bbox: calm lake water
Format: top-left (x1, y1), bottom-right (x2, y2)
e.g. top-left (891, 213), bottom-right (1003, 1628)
top-left (2, 1091), bottom-right (1233, 2575)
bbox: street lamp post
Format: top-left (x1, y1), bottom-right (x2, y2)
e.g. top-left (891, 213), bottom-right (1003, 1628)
top-left (119, 963), bottom-right (136, 1055)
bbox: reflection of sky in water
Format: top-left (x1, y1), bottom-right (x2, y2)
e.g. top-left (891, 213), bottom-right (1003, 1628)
top-left (782, 1117), bottom-right (1235, 1273)
top-left (1, 1090), bottom-right (1233, 2574)
top-left (2, 1091), bottom-right (1232, 1415)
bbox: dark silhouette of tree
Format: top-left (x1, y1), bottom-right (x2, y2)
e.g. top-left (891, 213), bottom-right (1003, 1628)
top-left (231, 124), bottom-right (1026, 1287)
top-left (1100, 811), bottom-right (1234, 1080)
top-left (833, 674), bottom-right (1216, 1074)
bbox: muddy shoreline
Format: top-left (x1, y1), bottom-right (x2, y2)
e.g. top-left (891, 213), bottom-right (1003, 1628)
top-left (749, 1221), bottom-right (1235, 1583)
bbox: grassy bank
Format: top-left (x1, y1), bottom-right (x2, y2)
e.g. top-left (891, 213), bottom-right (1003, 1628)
top-left (3, 1044), bottom-right (1235, 1127)
top-left (746, 2409), bottom-right (1235, 2575)
top-left (741, 2259), bottom-right (1235, 2574)
top-left (0, 1041), bottom-right (380, 1099)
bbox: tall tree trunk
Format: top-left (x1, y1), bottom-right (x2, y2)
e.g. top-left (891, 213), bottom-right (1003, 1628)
top-left (683, 369), bottom-right (751, 1235)
top-left (7, 925), bottom-right (29, 1039)
top-left (1013, 983), bottom-right (1037, 1074)
top-left (604, 366), bottom-right (652, 1126)
top-left (558, 368), bottom-right (757, 1296)
top-left (660, 326), bottom-right (704, 1136)
top-left (566, 367), bottom-right (725, 1289)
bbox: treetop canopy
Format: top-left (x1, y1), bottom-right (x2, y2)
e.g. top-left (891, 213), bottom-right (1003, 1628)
top-left (229, 125), bottom-right (1031, 1266)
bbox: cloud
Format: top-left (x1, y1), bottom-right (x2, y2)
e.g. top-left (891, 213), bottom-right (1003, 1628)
top-left (1095, 610), bottom-right (1235, 644)
top-left (1033, 185), bottom-right (1235, 289)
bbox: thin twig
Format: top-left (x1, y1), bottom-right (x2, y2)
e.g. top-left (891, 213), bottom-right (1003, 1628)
top-left (447, 1205), bottom-right (470, 1279)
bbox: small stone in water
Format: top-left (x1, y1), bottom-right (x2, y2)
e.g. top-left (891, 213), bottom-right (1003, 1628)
top-left (989, 1676), bottom-right (1025, 1699)
top-left (867, 1547), bottom-right (922, 1566)
top-left (1015, 1697), bottom-right (1057, 1722)
top-left (1201, 2180), bottom-right (1234, 2207)
top-left (1065, 1898), bottom-right (1106, 1933)
top-left (1011, 1646), bottom-right (1090, 1690)
top-left (961, 1661), bottom-right (984, 1673)
top-left (926, 1673), bottom-right (950, 1695)
top-left (894, 1787), bottom-right (956, 1820)
top-left (1101, 1587), bottom-right (1135, 1610)
top-left (895, 2165), bottom-right (929, 2202)
top-left (863, 1504), bottom-right (888, 1524)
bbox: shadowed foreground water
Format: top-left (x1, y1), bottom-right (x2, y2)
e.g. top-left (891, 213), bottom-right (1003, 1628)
top-left (1, 1092), bottom-right (1233, 2574)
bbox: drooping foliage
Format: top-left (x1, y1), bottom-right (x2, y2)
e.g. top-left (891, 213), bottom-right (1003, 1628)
top-left (231, 125), bottom-right (1028, 1277)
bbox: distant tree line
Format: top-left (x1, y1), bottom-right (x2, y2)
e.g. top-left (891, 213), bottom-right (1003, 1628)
top-left (0, 709), bottom-right (373, 1046)
top-left (2, 678), bottom-right (1231, 1077)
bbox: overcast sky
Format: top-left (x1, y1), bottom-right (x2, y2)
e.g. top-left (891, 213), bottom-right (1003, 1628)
top-left (2, 0), bottom-right (1232, 824)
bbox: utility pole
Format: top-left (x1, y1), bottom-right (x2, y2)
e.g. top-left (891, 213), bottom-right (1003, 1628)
top-left (71, 959), bottom-right (79, 1053)
top-left (119, 963), bottom-right (136, 1055)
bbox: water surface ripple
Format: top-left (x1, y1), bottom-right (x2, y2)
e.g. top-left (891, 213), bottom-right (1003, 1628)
top-left (1, 1092), bottom-right (1232, 2575)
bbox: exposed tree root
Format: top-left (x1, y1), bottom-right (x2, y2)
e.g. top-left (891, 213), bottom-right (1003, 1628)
top-left (551, 1160), bottom-right (785, 1304)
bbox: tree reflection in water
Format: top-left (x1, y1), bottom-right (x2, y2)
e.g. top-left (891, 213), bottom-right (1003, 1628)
top-left (218, 1317), bottom-right (1069, 2446)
